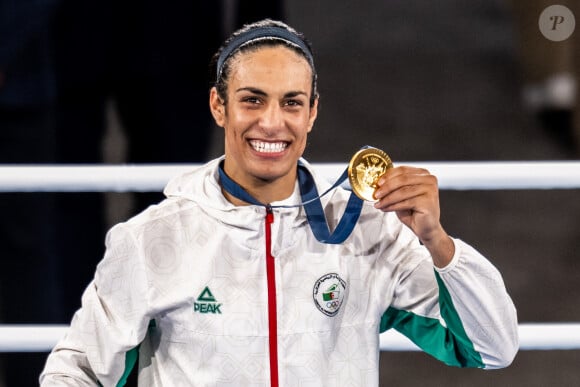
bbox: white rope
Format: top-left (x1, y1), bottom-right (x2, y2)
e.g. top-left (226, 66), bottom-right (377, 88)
top-left (379, 323), bottom-right (580, 351)
top-left (1, 161), bottom-right (580, 192)
top-left (0, 323), bottom-right (578, 352)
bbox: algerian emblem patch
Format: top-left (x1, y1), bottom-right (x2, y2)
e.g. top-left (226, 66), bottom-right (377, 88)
top-left (313, 273), bottom-right (346, 317)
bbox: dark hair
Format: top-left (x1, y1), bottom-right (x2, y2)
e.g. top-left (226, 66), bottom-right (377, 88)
top-left (209, 19), bottom-right (318, 107)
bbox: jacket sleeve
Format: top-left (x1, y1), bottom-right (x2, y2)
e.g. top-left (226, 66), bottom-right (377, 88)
top-left (380, 236), bottom-right (519, 369)
top-left (40, 223), bottom-right (151, 386)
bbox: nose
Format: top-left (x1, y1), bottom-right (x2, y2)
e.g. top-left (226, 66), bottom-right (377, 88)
top-left (259, 102), bottom-right (284, 132)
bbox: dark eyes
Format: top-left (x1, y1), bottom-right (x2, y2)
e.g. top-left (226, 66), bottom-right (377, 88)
top-left (284, 99), bottom-right (303, 107)
top-left (243, 96), bottom-right (261, 104)
top-left (241, 96), bottom-right (304, 108)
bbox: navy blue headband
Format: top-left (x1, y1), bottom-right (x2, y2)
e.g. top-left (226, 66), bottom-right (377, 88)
top-left (216, 26), bottom-right (314, 83)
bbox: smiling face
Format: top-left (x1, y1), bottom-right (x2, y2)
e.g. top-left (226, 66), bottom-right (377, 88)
top-left (210, 45), bottom-right (318, 202)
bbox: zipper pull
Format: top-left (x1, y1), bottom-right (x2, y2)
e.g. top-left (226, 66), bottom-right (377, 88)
top-left (266, 204), bottom-right (274, 224)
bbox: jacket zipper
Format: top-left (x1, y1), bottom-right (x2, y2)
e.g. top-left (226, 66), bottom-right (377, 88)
top-left (265, 205), bottom-right (279, 387)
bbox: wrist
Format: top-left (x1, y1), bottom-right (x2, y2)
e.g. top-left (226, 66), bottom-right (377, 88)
top-left (421, 227), bottom-right (455, 268)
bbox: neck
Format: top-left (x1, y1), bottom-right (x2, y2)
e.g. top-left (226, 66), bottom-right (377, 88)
top-left (220, 163), bottom-right (297, 206)
top-left (263, 181), bottom-right (298, 205)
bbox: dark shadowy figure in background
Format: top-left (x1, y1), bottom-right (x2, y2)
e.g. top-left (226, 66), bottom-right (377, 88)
top-left (0, 0), bottom-right (62, 385)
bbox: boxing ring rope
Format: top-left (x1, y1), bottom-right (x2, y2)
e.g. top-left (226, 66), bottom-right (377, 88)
top-left (1, 161), bottom-right (580, 353)
top-left (2, 161), bottom-right (580, 192)
top-left (0, 323), bottom-right (579, 352)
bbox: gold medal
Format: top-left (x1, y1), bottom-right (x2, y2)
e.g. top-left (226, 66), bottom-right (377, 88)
top-left (348, 147), bottom-right (393, 201)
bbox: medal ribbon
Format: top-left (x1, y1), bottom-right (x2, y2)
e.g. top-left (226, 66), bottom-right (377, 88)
top-left (218, 160), bottom-right (363, 244)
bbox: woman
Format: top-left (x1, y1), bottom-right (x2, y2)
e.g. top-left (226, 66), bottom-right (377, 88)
top-left (40, 19), bottom-right (518, 386)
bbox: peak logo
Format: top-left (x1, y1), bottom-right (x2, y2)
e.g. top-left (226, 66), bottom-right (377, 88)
top-left (194, 286), bottom-right (222, 314)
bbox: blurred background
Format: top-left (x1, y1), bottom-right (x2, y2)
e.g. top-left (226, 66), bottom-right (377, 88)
top-left (1, 0), bottom-right (579, 386)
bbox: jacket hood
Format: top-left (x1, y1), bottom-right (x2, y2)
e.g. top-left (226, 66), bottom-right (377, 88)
top-left (162, 156), bottom-right (337, 229)
top-left (164, 156), bottom-right (334, 204)
top-left (163, 157), bottom-right (229, 210)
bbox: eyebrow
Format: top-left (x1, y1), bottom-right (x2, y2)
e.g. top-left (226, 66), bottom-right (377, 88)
top-left (235, 87), bottom-right (308, 99)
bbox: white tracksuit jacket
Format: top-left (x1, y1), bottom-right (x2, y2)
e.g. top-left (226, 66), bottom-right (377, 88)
top-left (40, 157), bottom-right (518, 386)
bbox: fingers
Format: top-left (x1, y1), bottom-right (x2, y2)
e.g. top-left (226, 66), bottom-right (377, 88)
top-left (372, 166), bottom-right (445, 247)
top-left (373, 184), bottom-right (431, 212)
top-left (376, 166), bottom-right (432, 186)
top-left (373, 166), bottom-right (438, 209)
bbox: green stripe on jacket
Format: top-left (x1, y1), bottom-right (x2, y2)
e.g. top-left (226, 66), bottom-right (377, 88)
top-left (380, 271), bottom-right (484, 368)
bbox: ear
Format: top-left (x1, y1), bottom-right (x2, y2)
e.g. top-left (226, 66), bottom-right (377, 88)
top-left (306, 96), bottom-right (319, 133)
top-left (209, 87), bottom-right (226, 127)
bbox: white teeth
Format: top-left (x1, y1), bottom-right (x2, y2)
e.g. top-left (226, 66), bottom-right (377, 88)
top-left (249, 140), bottom-right (287, 153)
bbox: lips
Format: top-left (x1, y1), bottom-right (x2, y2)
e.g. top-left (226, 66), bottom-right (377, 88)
top-left (249, 140), bottom-right (288, 153)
